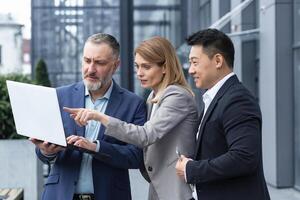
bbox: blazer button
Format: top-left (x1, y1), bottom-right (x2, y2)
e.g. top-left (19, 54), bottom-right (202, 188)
top-left (148, 166), bottom-right (153, 172)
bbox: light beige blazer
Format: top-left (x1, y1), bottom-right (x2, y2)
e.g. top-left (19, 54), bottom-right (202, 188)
top-left (105, 85), bottom-right (199, 200)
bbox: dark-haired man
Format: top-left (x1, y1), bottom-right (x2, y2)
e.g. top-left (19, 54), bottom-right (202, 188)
top-left (176, 28), bottom-right (270, 200)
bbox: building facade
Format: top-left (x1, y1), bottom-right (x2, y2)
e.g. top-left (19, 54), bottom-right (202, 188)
top-left (183, 0), bottom-right (299, 192)
top-left (31, 0), bottom-right (300, 194)
top-left (0, 14), bottom-right (23, 74)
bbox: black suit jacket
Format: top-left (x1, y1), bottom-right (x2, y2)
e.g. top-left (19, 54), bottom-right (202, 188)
top-left (186, 75), bottom-right (270, 200)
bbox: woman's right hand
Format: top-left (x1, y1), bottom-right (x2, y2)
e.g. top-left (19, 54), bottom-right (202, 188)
top-left (64, 107), bottom-right (110, 127)
top-left (63, 107), bottom-right (99, 127)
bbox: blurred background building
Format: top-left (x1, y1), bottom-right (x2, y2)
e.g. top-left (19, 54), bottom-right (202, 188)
top-left (31, 0), bottom-right (184, 98)
top-left (0, 14), bottom-right (24, 74)
top-left (0, 0), bottom-right (299, 199)
top-left (30, 0), bottom-right (300, 194)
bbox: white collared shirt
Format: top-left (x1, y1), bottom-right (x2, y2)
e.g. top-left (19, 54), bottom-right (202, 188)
top-left (75, 81), bottom-right (113, 194)
top-left (203, 72), bottom-right (235, 115)
top-left (196, 72), bottom-right (235, 139)
top-left (191, 72), bottom-right (235, 199)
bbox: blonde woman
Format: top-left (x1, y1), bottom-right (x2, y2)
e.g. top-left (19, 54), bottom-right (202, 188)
top-left (65, 36), bottom-right (198, 200)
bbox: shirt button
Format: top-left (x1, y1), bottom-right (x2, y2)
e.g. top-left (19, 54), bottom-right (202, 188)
top-left (148, 166), bottom-right (153, 172)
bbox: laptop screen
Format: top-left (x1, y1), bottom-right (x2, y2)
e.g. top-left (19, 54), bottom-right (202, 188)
top-left (6, 80), bottom-right (67, 146)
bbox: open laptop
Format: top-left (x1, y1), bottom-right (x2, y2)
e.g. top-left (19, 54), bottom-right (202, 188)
top-left (6, 80), bottom-right (111, 161)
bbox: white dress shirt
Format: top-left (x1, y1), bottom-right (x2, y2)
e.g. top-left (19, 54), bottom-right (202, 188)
top-left (196, 72), bottom-right (235, 139)
top-left (190, 72), bottom-right (235, 199)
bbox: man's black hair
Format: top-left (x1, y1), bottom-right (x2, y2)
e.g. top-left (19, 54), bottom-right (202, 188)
top-left (186, 28), bottom-right (235, 68)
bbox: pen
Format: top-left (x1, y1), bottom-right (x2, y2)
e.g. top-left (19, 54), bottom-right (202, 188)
top-left (176, 147), bottom-right (181, 158)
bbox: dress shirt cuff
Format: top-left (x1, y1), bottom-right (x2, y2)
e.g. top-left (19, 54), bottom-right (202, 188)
top-left (184, 160), bottom-right (192, 182)
top-left (40, 150), bottom-right (57, 158)
top-left (94, 140), bottom-right (100, 152)
top-left (40, 150), bottom-right (57, 164)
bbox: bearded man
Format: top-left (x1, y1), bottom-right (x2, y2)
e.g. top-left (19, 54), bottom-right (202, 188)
top-left (31, 33), bottom-right (146, 200)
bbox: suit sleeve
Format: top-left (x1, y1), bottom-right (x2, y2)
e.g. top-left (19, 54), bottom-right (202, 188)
top-left (94, 100), bottom-right (146, 169)
top-left (186, 91), bottom-right (261, 184)
top-left (104, 89), bottom-right (192, 147)
top-left (35, 147), bottom-right (59, 164)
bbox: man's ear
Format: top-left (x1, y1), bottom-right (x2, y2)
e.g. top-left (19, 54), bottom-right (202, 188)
top-left (214, 53), bottom-right (224, 69)
top-left (113, 59), bottom-right (120, 72)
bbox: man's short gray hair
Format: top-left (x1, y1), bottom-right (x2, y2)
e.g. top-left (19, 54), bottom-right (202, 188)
top-left (86, 33), bottom-right (120, 59)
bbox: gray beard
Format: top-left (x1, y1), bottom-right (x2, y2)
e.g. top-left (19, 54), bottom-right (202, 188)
top-left (83, 79), bottom-right (102, 91)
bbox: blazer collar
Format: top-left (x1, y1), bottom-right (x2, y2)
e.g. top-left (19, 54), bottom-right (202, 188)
top-left (195, 75), bottom-right (240, 153)
top-left (104, 80), bottom-right (124, 116)
top-left (73, 81), bottom-right (86, 137)
top-left (146, 91), bottom-right (154, 120)
top-left (98, 80), bottom-right (124, 140)
top-left (72, 80), bottom-right (123, 139)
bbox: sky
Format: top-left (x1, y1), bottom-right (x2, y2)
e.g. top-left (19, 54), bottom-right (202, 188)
top-left (0, 0), bottom-right (31, 39)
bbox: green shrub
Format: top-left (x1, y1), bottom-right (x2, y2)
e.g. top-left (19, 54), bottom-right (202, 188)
top-left (0, 74), bottom-right (33, 139)
top-left (35, 59), bottom-right (51, 87)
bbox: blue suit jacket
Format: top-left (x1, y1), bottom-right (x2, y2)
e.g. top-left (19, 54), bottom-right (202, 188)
top-left (36, 81), bottom-right (146, 200)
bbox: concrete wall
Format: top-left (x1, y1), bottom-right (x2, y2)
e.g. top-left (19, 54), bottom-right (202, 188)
top-left (259, 0), bottom-right (294, 187)
top-left (231, 0), bottom-right (243, 78)
top-left (0, 140), bottom-right (43, 200)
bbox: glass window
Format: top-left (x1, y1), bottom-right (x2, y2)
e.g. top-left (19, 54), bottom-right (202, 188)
top-left (294, 0), bottom-right (300, 190)
top-left (133, 0), bottom-right (182, 97)
top-left (32, 0), bottom-right (120, 86)
top-left (241, 0), bottom-right (257, 31)
top-left (219, 0), bottom-right (231, 33)
top-left (0, 45), bottom-right (2, 65)
top-left (294, 0), bottom-right (300, 44)
top-left (133, 0), bottom-right (182, 47)
top-left (199, 0), bottom-right (211, 29)
top-left (294, 47), bottom-right (300, 190)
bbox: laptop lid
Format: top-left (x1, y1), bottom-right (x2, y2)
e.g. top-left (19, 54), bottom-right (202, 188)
top-left (6, 80), bottom-right (67, 147)
top-left (7, 80), bottom-right (112, 161)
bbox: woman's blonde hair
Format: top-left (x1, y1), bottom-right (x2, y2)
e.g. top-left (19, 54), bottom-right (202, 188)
top-left (135, 36), bottom-right (193, 103)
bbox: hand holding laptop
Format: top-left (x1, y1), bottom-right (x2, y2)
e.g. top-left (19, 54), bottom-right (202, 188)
top-left (7, 80), bottom-right (111, 162)
top-left (29, 136), bottom-right (97, 155)
top-left (29, 138), bottom-right (64, 155)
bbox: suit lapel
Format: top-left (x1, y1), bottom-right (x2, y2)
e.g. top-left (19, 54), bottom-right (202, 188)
top-left (147, 102), bottom-right (153, 120)
top-left (195, 75), bottom-right (239, 154)
top-left (73, 82), bottom-right (86, 137)
top-left (98, 82), bottom-right (123, 140)
top-left (193, 108), bottom-right (204, 159)
top-left (146, 91), bottom-right (154, 120)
